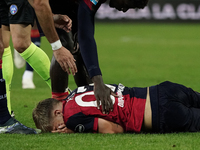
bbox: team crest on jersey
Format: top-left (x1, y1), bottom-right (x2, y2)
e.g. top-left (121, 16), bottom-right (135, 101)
top-left (10, 4), bottom-right (18, 15)
top-left (75, 124), bottom-right (85, 133)
top-left (90, 0), bottom-right (99, 5)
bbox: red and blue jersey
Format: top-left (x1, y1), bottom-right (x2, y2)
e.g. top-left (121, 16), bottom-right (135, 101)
top-left (83, 0), bottom-right (106, 11)
top-left (63, 83), bottom-right (147, 133)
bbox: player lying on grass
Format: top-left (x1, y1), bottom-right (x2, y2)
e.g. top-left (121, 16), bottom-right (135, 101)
top-left (33, 81), bottom-right (200, 133)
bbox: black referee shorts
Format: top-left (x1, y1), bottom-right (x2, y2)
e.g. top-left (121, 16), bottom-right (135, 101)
top-left (0, 0), bottom-right (35, 26)
top-left (157, 81), bottom-right (200, 133)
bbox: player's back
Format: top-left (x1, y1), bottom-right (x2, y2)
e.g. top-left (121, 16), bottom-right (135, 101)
top-left (63, 84), bottom-right (147, 132)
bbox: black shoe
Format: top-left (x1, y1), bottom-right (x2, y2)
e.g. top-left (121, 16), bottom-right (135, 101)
top-left (0, 118), bottom-right (39, 134)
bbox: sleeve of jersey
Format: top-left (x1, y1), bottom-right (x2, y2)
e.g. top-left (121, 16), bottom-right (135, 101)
top-left (66, 112), bottom-right (98, 133)
top-left (77, 0), bottom-right (102, 78)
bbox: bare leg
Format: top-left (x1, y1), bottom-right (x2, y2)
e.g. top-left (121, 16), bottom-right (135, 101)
top-left (10, 24), bottom-right (51, 88)
top-left (73, 50), bottom-right (92, 86)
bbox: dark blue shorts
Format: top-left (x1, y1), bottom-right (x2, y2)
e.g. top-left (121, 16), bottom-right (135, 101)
top-left (151, 81), bottom-right (200, 133)
top-left (0, 0), bottom-right (35, 26)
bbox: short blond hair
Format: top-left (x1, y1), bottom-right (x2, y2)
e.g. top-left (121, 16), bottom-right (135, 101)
top-left (32, 98), bottom-right (61, 132)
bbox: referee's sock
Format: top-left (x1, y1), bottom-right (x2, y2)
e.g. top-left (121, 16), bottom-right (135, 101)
top-left (2, 46), bottom-right (13, 114)
top-left (20, 42), bottom-right (51, 88)
top-left (0, 60), bottom-right (11, 125)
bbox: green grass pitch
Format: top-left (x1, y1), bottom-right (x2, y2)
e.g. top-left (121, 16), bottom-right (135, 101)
top-left (1, 22), bottom-right (200, 150)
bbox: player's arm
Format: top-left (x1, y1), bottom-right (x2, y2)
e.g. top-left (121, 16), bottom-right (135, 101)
top-left (78, 0), bottom-right (118, 114)
top-left (28, 0), bottom-right (77, 75)
top-left (98, 118), bottom-right (124, 134)
top-left (52, 116), bottom-right (124, 134)
top-left (29, 0), bottom-right (60, 43)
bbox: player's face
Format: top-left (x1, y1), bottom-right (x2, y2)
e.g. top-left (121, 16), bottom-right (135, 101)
top-left (51, 103), bottom-right (65, 132)
top-left (52, 119), bottom-right (65, 132)
top-left (109, 0), bottom-right (146, 12)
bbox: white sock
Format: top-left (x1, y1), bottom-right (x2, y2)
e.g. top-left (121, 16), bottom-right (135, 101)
top-left (22, 70), bottom-right (33, 80)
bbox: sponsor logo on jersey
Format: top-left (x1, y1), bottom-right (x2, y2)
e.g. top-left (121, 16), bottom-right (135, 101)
top-left (117, 83), bottom-right (125, 93)
top-left (117, 91), bottom-right (124, 107)
top-left (75, 124), bottom-right (85, 133)
top-left (90, 0), bottom-right (99, 5)
top-left (117, 84), bottom-right (125, 107)
top-left (10, 4), bottom-right (18, 15)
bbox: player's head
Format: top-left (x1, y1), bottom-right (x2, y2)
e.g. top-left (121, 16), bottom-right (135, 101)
top-left (109, 0), bottom-right (149, 12)
top-left (32, 98), bottom-right (64, 132)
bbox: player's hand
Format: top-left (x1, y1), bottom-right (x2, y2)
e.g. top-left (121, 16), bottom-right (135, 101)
top-left (53, 47), bottom-right (77, 75)
top-left (92, 75), bottom-right (118, 114)
top-left (53, 14), bottom-right (72, 32)
top-left (52, 124), bottom-right (74, 133)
